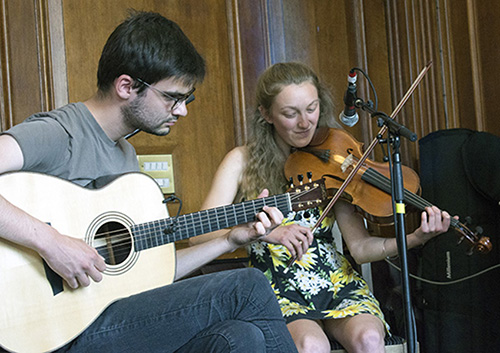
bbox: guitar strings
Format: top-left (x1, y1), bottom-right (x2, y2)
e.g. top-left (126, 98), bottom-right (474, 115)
top-left (91, 198), bottom-right (291, 259)
top-left (91, 187), bottom-right (321, 260)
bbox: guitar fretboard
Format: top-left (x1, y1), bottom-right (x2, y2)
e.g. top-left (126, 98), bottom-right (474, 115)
top-left (133, 194), bottom-right (291, 251)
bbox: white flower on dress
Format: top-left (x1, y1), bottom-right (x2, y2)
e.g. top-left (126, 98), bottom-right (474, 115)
top-left (250, 242), bottom-right (266, 256)
top-left (318, 277), bottom-right (330, 289)
top-left (294, 268), bottom-right (309, 283)
top-left (309, 284), bottom-right (321, 296)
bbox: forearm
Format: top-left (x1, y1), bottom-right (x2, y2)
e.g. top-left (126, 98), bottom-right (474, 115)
top-left (351, 231), bottom-right (426, 264)
top-left (189, 229), bottom-right (228, 246)
top-left (175, 232), bottom-right (235, 280)
top-left (0, 194), bottom-right (52, 253)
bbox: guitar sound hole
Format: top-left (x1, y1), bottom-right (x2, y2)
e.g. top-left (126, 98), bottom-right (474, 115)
top-left (94, 221), bottom-right (132, 265)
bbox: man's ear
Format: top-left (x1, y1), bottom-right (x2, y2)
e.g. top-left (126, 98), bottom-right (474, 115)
top-left (259, 106), bottom-right (272, 124)
top-left (114, 74), bottom-right (135, 100)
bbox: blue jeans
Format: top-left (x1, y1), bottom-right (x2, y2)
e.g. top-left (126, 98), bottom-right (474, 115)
top-left (58, 268), bottom-right (297, 353)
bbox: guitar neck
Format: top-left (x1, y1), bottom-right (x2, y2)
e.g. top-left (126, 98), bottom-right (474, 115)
top-left (133, 194), bottom-right (291, 251)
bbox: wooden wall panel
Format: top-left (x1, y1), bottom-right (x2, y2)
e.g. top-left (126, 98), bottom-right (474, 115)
top-left (0, 0), bottom-right (52, 131)
top-left (384, 0), bottom-right (439, 169)
top-left (472, 0), bottom-right (500, 136)
top-left (383, 0), bottom-right (500, 169)
top-left (447, 0), bottom-right (475, 131)
top-left (229, 0), bottom-right (268, 144)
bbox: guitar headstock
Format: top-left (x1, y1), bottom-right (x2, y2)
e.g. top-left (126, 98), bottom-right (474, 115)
top-left (287, 175), bottom-right (328, 212)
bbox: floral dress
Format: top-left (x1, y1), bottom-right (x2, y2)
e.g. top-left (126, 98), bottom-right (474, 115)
top-left (248, 207), bottom-right (390, 332)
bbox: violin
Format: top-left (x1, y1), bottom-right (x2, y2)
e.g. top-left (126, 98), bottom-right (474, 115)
top-left (284, 127), bottom-right (492, 255)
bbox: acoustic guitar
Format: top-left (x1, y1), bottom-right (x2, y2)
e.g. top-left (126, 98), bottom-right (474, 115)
top-left (0, 172), bottom-right (326, 353)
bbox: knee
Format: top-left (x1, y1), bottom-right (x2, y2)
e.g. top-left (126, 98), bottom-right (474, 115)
top-left (222, 320), bottom-right (266, 353)
top-left (295, 334), bottom-right (331, 353)
top-left (236, 268), bottom-right (274, 296)
top-left (350, 327), bottom-right (385, 352)
top-left (181, 320), bottom-right (266, 353)
top-left (240, 267), bottom-right (269, 286)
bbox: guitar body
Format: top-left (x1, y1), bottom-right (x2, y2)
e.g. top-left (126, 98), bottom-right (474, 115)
top-left (0, 172), bottom-right (175, 353)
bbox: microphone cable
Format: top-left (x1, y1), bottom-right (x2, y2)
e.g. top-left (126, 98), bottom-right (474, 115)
top-left (384, 257), bottom-right (500, 285)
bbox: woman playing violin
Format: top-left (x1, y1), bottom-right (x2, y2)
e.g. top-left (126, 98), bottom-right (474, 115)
top-left (191, 62), bottom-right (452, 353)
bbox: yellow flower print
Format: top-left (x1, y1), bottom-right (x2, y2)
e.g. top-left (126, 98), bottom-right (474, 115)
top-left (338, 259), bottom-right (355, 283)
top-left (282, 217), bottom-right (297, 226)
top-left (294, 248), bottom-right (318, 271)
top-left (352, 286), bottom-right (371, 298)
top-left (320, 212), bottom-right (335, 229)
top-left (362, 300), bottom-right (380, 314)
top-left (322, 303), bottom-right (363, 319)
top-left (328, 270), bottom-right (344, 296)
top-left (267, 244), bottom-right (288, 270)
top-left (279, 297), bottom-right (311, 317)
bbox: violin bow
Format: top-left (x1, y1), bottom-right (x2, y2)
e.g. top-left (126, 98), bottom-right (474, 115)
top-left (284, 62), bottom-right (432, 271)
top-left (310, 61), bottom-right (433, 232)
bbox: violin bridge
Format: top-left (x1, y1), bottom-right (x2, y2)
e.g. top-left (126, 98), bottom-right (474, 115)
top-left (341, 153), bottom-right (355, 173)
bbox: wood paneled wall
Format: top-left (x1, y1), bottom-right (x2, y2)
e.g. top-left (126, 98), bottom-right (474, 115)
top-left (233, 0), bottom-right (500, 172)
top-left (1, 0), bottom-right (499, 216)
top-left (0, 0), bottom-right (53, 130)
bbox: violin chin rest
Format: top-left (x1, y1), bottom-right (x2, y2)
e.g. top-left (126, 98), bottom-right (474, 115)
top-left (309, 126), bottom-right (330, 146)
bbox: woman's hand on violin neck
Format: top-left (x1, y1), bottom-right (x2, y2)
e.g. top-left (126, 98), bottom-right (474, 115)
top-left (261, 224), bottom-right (313, 260)
top-left (414, 206), bottom-right (453, 244)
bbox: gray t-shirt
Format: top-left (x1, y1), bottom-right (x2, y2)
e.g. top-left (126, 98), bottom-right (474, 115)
top-left (4, 102), bottom-right (139, 187)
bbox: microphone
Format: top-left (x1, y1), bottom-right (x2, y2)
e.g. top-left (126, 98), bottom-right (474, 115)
top-left (339, 70), bottom-right (359, 127)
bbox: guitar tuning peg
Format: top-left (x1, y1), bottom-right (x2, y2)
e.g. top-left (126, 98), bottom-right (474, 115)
top-left (297, 174), bottom-right (304, 185)
top-left (289, 177), bottom-right (294, 188)
top-left (307, 171), bottom-right (312, 182)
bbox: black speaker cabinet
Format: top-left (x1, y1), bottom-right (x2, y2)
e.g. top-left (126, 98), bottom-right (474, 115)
top-left (417, 128), bottom-right (500, 353)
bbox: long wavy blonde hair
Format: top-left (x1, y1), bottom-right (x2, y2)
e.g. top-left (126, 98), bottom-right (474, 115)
top-left (238, 62), bottom-right (341, 201)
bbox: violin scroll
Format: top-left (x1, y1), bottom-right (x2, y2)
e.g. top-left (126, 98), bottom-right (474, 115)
top-left (454, 218), bottom-right (492, 255)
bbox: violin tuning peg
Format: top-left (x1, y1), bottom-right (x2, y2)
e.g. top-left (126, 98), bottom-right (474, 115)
top-left (475, 226), bottom-right (483, 235)
top-left (297, 174), bottom-right (304, 185)
top-left (307, 171), bottom-right (312, 182)
top-left (464, 216), bottom-right (472, 225)
top-left (289, 177), bottom-right (294, 188)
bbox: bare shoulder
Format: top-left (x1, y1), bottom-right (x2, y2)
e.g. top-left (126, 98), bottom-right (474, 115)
top-left (202, 146), bottom-right (248, 209)
top-left (225, 146), bottom-right (248, 164)
top-left (217, 146), bottom-right (248, 174)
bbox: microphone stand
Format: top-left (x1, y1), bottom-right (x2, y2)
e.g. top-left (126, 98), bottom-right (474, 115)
top-left (355, 98), bottom-right (417, 353)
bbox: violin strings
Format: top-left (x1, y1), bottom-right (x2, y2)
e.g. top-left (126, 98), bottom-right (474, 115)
top-left (363, 167), bottom-right (466, 233)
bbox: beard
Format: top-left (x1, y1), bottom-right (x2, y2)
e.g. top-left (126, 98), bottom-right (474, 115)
top-left (121, 95), bottom-right (173, 137)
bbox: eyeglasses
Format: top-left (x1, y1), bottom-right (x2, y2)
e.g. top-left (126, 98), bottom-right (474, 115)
top-left (135, 78), bottom-right (195, 110)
